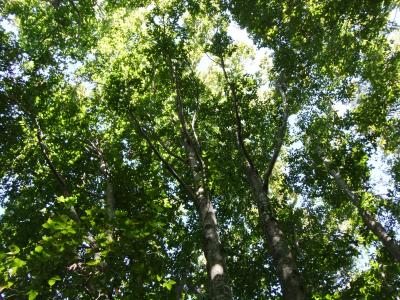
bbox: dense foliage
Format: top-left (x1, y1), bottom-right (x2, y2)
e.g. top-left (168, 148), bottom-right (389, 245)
top-left (1, 0), bottom-right (399, 299)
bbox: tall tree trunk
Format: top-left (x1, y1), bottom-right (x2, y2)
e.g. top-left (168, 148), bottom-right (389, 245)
top-left (220, 57), bottom-right (306, 299)
top-left (245, 164), bottom-right (306, 300)
top-left (173, 65), bottom-right (232, 299)
top-left (134, 111), bottom-right (232, 299)
top-left (184, 133), bottom-right (231, 299)
top-left (133, 52), bottom-right (232, 298)
top-left (93, 141), bottom-right (115, 220)
top-left (325, 165), bottom-right (400, 262)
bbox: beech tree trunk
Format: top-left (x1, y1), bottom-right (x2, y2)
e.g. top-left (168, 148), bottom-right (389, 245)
top-left (197, 185), bottom-right (232, 299)
top-left (178, 93), bottom-right (232, 299)
top-left (163, 53), bottom-right (232, 298)
top-left (219, 56), bottom-right (306, 299)
top-left (185, 140), bottom-right (232, 299)
top-left (329, 169), bottom-right (400, 262)
top-left (246, 165), bottom-right (306, 300)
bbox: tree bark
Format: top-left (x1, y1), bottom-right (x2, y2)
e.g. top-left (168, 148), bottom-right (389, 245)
top-left (184, 135), bottom-right (231, 299)
top-left (92, 141), bottom-right (115, 220)
top-left (173, 66), bottom-right (232, 299)
top-left (134, 110), bottom-right (232, 298)
top-left (246, 163), bottom-right (306, 300)
top-left (219, 57), bottom-right (305, 299)
top-left (135, 49), bottom-right (232, 298)
top-left (326, 166), bottom-right (400, 262)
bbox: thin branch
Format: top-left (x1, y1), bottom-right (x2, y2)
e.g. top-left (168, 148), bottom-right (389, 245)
top-left (205, 53), bottom-right (222, 66)
top-left (316, 146), bottom-right (400, 261)
top-left (168, 57), bottom-right (204, 171)
top-left (8, 98), bottom-right (82, 224)
top-left (186, 60), bottom-right (204, 160)
top-left (188, 92), bottom-right (206, 172)
top-left (140, 113), bottom-right (188, 165)
top-left (263, 85), bottom-right (289, 190)
top-left (36, 126), bottom-right (68, 195)
top-left (191, 108), bottom-right (201, 152)
top-left (67, 0), bottom-right (82, 39)
top-left (220, 56), bottom-right (257, 173)
top-left (130, 111), bottom-right (196, 199)
top-left (171, 64), bottom-right (193, 144)
top-left (35, 120), bottom-right (81, 224)
top-left (158, 138), bottom-right (188, 165)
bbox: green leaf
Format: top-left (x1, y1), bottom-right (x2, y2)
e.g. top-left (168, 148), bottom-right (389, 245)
top-left (86, 259), bottom-right (101, 266)
top-left (7, 245), bottom-right (20, 255)
top-left (28, 290), bottom-right (39, 300)
top-left (57, 196), bottom-right (67, 203)
top-left (42, 218), bottom-right (54, 229)
top-left (34, 245), bottom-right (43, 253)
top-left (0, 281), bottom-right (14, 292)
top-left (162, 279), bottom-right (176, 291)
top-left (48, 275), bottom-right (61, 287)
top-left (13, 258), bottom-right (26, 268)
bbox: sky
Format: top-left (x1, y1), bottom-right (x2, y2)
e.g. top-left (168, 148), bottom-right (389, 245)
top-left (1, 5), bottom-right (398, 220)
top-left (1, 7), bottom-right (398, 209)
top-left (212, 19), bottom-right (400, 272)
top-left (1, 4), bottom-right (399, 275)
top-left (198, 20), bottom-right (396, 198)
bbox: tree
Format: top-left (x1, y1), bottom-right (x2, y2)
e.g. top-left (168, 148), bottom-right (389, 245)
top-left (1, 0), bottom-right (399, 299)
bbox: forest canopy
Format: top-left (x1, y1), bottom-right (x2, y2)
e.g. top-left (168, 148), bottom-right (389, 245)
top-left (1, 0), bottom-right (400, 299)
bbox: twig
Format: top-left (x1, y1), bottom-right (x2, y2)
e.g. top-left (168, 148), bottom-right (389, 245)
top-left (263, 84), bottom-right (289, 190)
top-left (220, 55), bottom-right (257, 173)
top-left (130, 110), bottom-right (196, 200)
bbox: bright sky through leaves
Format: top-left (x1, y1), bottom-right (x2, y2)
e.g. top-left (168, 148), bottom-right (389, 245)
top-left (1, 1), bottom-right (400, 299)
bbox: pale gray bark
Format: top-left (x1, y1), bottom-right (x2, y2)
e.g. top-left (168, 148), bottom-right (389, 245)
top-left (173, 66), bottom-right (232, 299)
top-left (246, 163), bottom-right (306, 300)
top-left (91, 140), bottom-right (116, 220)
top-left (134, 112), bottom-right (232, 299)
top-left (220, 57), bottom-right (306, 300)
top-left (184, 134), bottom-right (231, 299)
top-left (324, 162), bottom-right (400, 262)
top-left (132, 54), bottom-right (232, 298)
top-left (105, 182), bottom-right (115, 220)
